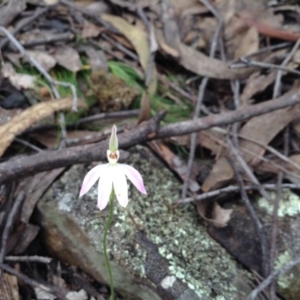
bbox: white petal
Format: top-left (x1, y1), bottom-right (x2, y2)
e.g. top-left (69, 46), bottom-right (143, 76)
top-left (79, 164), bottom-right (107, 197)
top-left (98, 165), bottom-right (113, 210)
top-left (119, 164), bottom-right (147, 195)
top-left (113, 166), bottom-right (129, 208)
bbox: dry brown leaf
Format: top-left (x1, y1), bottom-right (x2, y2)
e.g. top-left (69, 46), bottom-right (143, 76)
top-left (234, 26), bottom-right (259, 58)
top-left (84, 47), bottom-right (108, 71)
top-left (66, 289), bottom-right (88, 300)
top-left (82, 21), bottom-right (103, 38)
top-left (181, 5), bottom-right (209, 18)
top-left (155, 28), bottom-right (179, 57)
top-left (148, 140), bottom-right (200, 192)
top-left (170, 129), bottom-right (224, 155)
top-left (211, 202), bottom-right (233, 227)
top-left (161, 0), bottom-right (253, 79)
top-left (292, 49), bottom-right (300, 64)
top-left (0, 98), bottom-right (85, 157)
top-left (198, 130), bottom-right (224, 155)
top-left (43, 0), bottom-right (58, 4)
top-left (102, 14), bottom-right (148, 71)
top-left (164, 21), bottom-right (252, 79)
top-left (258, 154), bottom-right (300, 185)
top-left (0, 273), bottom-right (19, 300)
top-left (0, 107), bottom-right (21, 126)
top-left (102, 14), bottom-right (157, 93)
top-left (31, 130), bottom-right (104, 148)
top-left (21, 168), bottom-right (66, 223)
top-left (137, 91), bottom-right (151, 124)
top-left (196, 201), bottom-right (232, 228)
top-left (178, 43), bottom-right (249, 79)
top-left (170, 0), bottom-right (199, 14)
top-left (34, 288), bottom-right (55, 300)
top-left (0, 0), bottom-right (25, 27)
top-left (2, 63), bottom-right (36, 90)
top-left (13, 224), bottom-right (40, 254)
top-left (27, 50), bottom-right (57, 71)
top-left (240, 56), bottom-right (297, 105)
top-left (202, 102), bottom-right (300, 192)
top-left (54, 46), bottom-right (82, 73)
top-left (240, 71), bottom-right (277, 106)
top-left (4, 53), bottom-right (22, 68)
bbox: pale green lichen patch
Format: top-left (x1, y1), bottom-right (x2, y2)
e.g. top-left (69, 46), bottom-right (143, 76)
top-left (50, 149), bottom-right (249, 299)
top-left (275, 250), bottom-right (300, 299)
top-left (275, 251), bottom-right (293, 290)
top-left (258, 189), bottom-right (300, 217)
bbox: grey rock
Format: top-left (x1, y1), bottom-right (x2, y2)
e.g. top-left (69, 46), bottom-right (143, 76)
top-left (35, 148), bottom-right (252, 300)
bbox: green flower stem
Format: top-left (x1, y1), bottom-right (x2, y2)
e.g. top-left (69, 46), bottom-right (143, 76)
top-left (102, 191), bottom-right (115, 300)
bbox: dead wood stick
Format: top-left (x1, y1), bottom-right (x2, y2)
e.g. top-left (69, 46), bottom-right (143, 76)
top-left (1, 89), bottom-right (300, 184)
top-left (0, 263), bottom-right (69, 300)
top-left (0, 192), bottom-right (25, 268)
top-left (227, 138), bottom-right (270, 277)
top-left (269, 127), bottom-right (289, 299)
top-left (177, 183), bottom-right (300, 204)
top-left (0, 7), bottom-right (49, 49)
top-left (246, 254), bottom-right (300, 300)
top-left (157, 87), bottom-right (300, 138)
top-left (5, 255), bottom-right (52, 263)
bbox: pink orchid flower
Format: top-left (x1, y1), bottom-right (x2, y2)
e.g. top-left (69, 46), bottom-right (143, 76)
top-left (79, 125), bottom-right (146, 210)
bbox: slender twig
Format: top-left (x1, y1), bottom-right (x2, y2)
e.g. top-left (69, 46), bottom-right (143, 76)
top-left (269, 127), bottom-right (289, 300)
top-left (227, 138), bottom-right (272, 203)
top-left (176, 183), bottom-right (300, 204)
top-left (246, 254), bottom-right (300, 300)
top-left (273, 38), bottom-right (300, 98)
top-left (0, 26), bottom-right (71, 149)
top-left (199, 128), bottom-right (300, 181)
top-left (0, 26), bottom-right (77, 111)
top-left (77, 109), bottom-right (140, 125)
top-left (15, 138), bottom-right (42, 152)
top-left (231, 79), bottom-right (240, 147)
top-left (230, 42), bottom-right (291, 64)
top-left (0, 192), bottom-right (25, 267)
top-left (66, 126), bottom-right (124, 147)
top-left (103, 193), bottom-right (115, 300)
top-left (158, 87), bottom-right (300, 138)
top-left (136, 7), bottom-right (157, 87)
top-left (231, 57), bottom-right (300, 76)
top-left (237, 145), bottom-right (300, 182)
top-left (5, 255), bottom-right (52, 263)
top-left (229, 159), bottom-right (269, 278)
top-left (102, 34), bottom-right (139, 61)
top-left (0, 7), bottom-right (49, 49)
top-left (59, 0), bottom-right (119, 34)
top-left (2, 90), bottom-right (300, 184)
top-left (22, 32), bottom-right (74, 48)
top-left (0, 263), bottom-right (68, 300)
top-left (181, 0), bottom-right (223, 199)
top-left (159, 75), bottom-right (196, 103)
top-left (211, 127), bottom-right (300, 173)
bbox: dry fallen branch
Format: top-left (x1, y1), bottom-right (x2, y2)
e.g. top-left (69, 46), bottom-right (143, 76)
top-left (246, 254), bottom-right (300, 300)
top-left (0, 98), bottom-right (85, 157)
top-left (4, 256), bottom-right (52, 263)
top-left (227, 139), bottom-right (269, 277)
top-left (0, 263), bottom-right (69, 300)
top-left (0, 192), bottom-right (25, 268)
top-left (177, 183), bottom-right (300, 204)
top-left (1, 88), bottom-right (300, 184)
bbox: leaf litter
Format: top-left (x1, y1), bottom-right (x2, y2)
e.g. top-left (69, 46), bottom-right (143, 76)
top-left (1, 0), bottom-right (300, 299)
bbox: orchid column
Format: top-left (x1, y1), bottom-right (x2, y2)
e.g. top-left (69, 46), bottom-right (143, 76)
top-left (79, 125), bottom-right (146, 299)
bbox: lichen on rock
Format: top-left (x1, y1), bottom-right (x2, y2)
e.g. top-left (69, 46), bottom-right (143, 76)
top-left (37, 147), bottom-right (252, 299)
